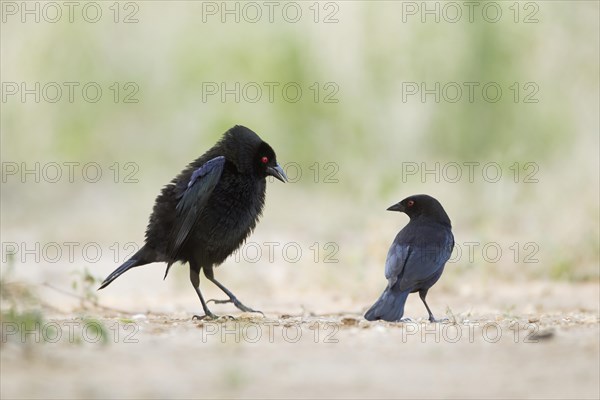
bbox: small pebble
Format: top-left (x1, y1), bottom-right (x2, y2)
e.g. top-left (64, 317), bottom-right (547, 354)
top-left (341, 318), bottom-right (359, 326)
top-left (529, 328), bottom-right (555, 341)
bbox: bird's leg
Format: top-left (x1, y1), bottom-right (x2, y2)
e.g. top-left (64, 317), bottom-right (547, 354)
top-left (189, 267), bottom-right (217, 320)
top-left (203, 266), bottom-right (264, 315)
top-left (419, 289), bottom-right (447, 323)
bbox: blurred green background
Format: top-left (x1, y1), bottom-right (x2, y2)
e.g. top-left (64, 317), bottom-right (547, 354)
top-left (1, 1), bottom-right (598, 310)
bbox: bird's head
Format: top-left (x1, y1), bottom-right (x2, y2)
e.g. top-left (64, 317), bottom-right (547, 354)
top-left (387, 194), bottom-right (451, 227)
top-left (254, 141), bottom-right (287, 183)
top-left (221, 125), bottom-right (287, 183)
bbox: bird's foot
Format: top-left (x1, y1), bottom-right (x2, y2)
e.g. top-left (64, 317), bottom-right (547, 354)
top-left (207, 297), bottom-right (264, 316)
top-left (192, 312), bottom-right (218, 321)
top-left (232, 299), bottom-right (264, 315)
top-left (207, 298), bottom-right (232, 305)
top-left (193, 314), bottom-right (239, 322)
top-left (399, 317), bottom-right (415, 323)
top-left (429, 317), bottom-right (450, 323)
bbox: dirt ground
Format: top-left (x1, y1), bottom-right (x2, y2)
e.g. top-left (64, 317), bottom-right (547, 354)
top-left (1, 279), bottom-right (598, 399)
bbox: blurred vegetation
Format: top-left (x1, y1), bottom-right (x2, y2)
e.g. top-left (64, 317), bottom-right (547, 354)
top-left (5, 4), bottom-right (593, 163)
top-left (1, 257), bottom-right (110, 345)
top-left (70, 267), bottom-right (102, 308)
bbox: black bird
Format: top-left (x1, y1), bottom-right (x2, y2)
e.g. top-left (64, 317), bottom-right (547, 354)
top-left (98, 125), bottom-right (287, 319)
top-left (364, 194), bottom-right (454, 322)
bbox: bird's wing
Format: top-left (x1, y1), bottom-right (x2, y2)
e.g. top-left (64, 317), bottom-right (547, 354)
top-left (166, 156), bottom-right (226, 261)
top-left (396, 227), bottom-right (454, 292)
top-left (384, 241), bottom-right (411, 285)
top-left (384, 226), bottom-right (454, 291)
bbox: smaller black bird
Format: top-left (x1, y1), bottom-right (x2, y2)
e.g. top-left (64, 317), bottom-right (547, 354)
top-left (364, 194), bottom-right (454, 322)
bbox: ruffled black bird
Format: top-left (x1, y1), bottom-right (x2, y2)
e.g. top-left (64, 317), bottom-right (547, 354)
top-left (364, 194), bottom-right (454, 322)
top-left (98, 125), bottom-right (287, 319)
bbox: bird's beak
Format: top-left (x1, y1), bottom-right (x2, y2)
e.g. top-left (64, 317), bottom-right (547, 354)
top-left (387, 202), bottom-right (404, 212)
top-left (266, 163), bottom-right (287, 183)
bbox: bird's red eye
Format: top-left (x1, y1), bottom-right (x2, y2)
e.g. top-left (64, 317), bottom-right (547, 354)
top-left (407, 200), bottom-right (415, 207)
top-left (261, 156), bottom-right (269, 164)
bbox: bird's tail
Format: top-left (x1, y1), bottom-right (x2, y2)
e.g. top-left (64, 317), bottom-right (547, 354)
top-left (98, 246), bottom-right (153, 290)
top-left (364, 286), bottom-right (410, 322)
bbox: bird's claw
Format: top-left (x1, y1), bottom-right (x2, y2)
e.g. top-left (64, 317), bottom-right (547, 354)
top-left (207, 297), bottom-right (264, 316)
top-left (192, 313), bottom-right (239, 322)
top-left (192, 312), bottom-right (218, 321)
top-left (399, 317), bottom-right (415, 323)
top-left (232, 299), bottom-right (264, 315)
top-left (429, 317), bottom-right (450, 323)
top-left (207, 298), bottom-right (232, 305)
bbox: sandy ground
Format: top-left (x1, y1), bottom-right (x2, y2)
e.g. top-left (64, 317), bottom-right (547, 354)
top-left (1, 278), bottom-right (599, 399)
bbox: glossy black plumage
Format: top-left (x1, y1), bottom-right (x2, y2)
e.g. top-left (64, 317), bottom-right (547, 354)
top-left (98, 125), bottom-right (287, 318)
top-left (364, 194), bottom-right (454, 322)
